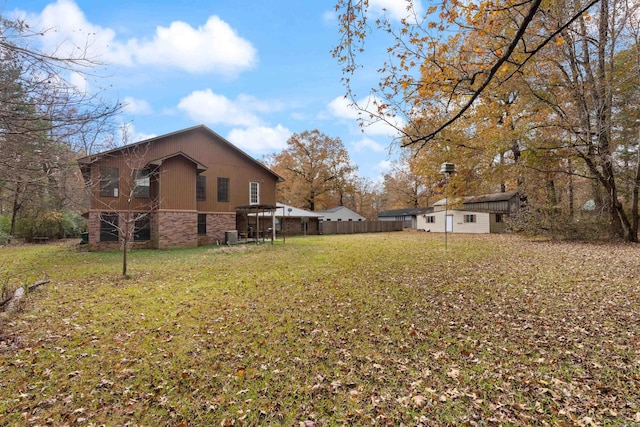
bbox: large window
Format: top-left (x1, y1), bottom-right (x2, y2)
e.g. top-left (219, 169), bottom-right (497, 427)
top-left (197, 214), bottom-right (207, 235)
top-left (464, 214), bottom-right (477, 223)
top-left (133, 169), bottom-right (150, 198)
top-left (250, 181), bottom-right (259, 205)
top-left (196, 175), bottom-right (206, 201)
top-left (100, 167), bottom-right (119, 197)
top-left (134, 214), bottom-right (150, 241)
top-left (217, 177), bottom-right (230, 202)
top-left (99, 213), bottom-right (119, 242)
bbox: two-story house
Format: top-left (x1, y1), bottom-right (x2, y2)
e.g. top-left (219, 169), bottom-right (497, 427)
top-left (78, 125), bottom-right (282, 250)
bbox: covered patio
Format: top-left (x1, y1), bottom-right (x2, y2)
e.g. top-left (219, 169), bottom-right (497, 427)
top-left (235, 204), bottom-right (282, 243)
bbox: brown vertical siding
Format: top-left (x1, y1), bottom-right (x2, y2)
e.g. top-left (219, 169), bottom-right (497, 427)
top-left (159, 156), bottom-right (196, 210)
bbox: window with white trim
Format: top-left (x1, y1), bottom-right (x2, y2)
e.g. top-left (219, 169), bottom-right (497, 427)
top-left (464, 214), bottom-right (477, 223)
top-left (249, 181), bottom-right (259, 205)
top-left (426, 215), bottom-right (435, 223)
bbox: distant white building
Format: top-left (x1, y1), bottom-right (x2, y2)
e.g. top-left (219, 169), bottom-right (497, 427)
top-left (416, 191), bottom-right (518, 234)
top-left (316, 206), bottom-right (365, 222)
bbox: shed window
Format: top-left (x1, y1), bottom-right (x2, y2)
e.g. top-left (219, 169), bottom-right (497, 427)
top-left (196, 176), bottom-right (206, 201)
top-left (495, 213), bottom-right (504, 223)
top-left (250, 181), bottom-right (260, 205)
top-left (134, 214), bottom-right (150, 241)
top-left (99, 213), bottom-right (119, 242)
top-left (464, 214), bottom-right (477, 223)
top-left (197, 214), bottom-right (207, 235)
top-left (100, 167), bottom-right (119, 197)
top-left (133, 169), bottom-right (150, 198)
top-left (218, 177), bottom-right (230, 202)
top-left (426, 215), bottom-right (435, 223)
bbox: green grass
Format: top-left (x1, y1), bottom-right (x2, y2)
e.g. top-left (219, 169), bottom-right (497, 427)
top-left (1, 233), bottom-right (639, 425)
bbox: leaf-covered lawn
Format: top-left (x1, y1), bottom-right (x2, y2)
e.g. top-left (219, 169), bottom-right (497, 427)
top-left (1, 233), bottom-right (639, 426)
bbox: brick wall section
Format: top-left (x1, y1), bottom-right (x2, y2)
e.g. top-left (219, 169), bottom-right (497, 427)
top-left (198, 213), bottom-right (236, 245)
top-left (157, 211), bottom-right (198, 249)
top-left (87, 211), bottom-right (156, 251)
top-left (87, 211), bottom-right (115, 251)
top-left (88, 210), bottom-right (236, 250)
top-left (210, 213), bottom-right (236, 243)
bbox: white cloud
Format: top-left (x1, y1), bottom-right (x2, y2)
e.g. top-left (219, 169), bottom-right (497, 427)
top-left (352, 137), bottom-right (385, 153)
top-left (130, 16), bottom-right (257, 74)
top-left (227, 125), bottom-right (291, 155)
top-left (123, 97), bottom-right (153, 115)
top-left (119, 122), bottom-right (156, 144)
top-left (369, 0), bottom-right (423, 21)
top-left (177, 89), bottom-right (264, 127)
top-left (322, 10), bottom-right (337, 24)
top-left (327, 95), bottom-right (404, 137)
top-left (24, 0), bottom-right (131, 65)
top-left (376, 159), bottom-right (393, 172)
top-left (22, 0), bottom-right (256, 76)
top-left (69, 71), bottom-right (89, 93)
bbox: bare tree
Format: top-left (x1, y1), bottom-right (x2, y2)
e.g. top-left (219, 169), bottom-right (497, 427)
top-left (0, 13), bottom-right (121, 240)
top-left (82, 127), bottom-right (159, 277)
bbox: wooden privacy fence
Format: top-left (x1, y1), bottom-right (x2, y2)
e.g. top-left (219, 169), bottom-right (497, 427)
top-left (320, 220), bottom-right (404, 235)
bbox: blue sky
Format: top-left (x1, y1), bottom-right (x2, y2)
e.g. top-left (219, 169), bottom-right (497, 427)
top-left (9, 0), bottom-right (421, 180)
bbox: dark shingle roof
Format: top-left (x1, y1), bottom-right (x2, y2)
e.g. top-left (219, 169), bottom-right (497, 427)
top-left (378, 207), bottom-right (433, 217)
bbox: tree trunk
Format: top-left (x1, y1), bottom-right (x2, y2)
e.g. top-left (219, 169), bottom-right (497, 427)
top-left (568, 159), bottom-right (575, 218)
top-left (122, 212), bottom-right (129, 277)
top-left (632, 135), bottom-right (640, 241)
top-left (10, 183), bottom-right (22, 236)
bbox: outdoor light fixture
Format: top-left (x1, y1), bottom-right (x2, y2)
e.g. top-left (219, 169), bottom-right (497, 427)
top-left (440, 162), bottom-right (455, 250)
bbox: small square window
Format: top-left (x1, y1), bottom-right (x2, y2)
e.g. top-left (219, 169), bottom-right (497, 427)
top-left (464, 214), bottom-right (477, 223)
top-left (426, 215), bottom-right (435, 223)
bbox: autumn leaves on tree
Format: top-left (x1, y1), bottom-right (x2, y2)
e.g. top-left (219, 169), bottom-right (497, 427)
top-left (334, 0), bottom-right (640, 241)
top-left (268, 130), bottom-right (357, 212)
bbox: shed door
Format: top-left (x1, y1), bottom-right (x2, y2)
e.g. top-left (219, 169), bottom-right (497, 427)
top-left (446, 214), bottom-right (453, 232)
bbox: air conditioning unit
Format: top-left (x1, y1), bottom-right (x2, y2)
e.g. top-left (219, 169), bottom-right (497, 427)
top-left (225, 230), bottom-right (238, 245)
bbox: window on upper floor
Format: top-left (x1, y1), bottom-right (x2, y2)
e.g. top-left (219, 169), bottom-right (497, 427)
top-left (196, 175), bottom-right (206, 201)
top-left (133, 169), bottom-right (150, 198)
top-left (100, 167), bottom-right (119, 197)
top-left (218, 177), bottom-right (230, 202)
top-left (250, 181), bottom-right (259, 205)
